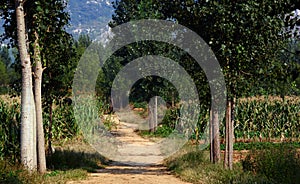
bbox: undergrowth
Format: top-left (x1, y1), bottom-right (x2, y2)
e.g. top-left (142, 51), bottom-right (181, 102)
top-left (165, 143), bottom-right (300, 184)
top-left (0, 159), bottom-right (87, 184)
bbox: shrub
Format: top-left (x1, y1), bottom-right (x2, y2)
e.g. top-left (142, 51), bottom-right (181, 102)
top-left (242, 145), bottom-right (300, 184)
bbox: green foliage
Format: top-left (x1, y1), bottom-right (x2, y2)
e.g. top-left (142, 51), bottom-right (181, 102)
top-left (161, 107), bottom-right (179, 129)
top-left (0, 61), bottom-right (9, 94)
top-left (0, 99), bottom-right (20, 163)
top-left (102, 115), bottom-right (118, 131)
top-left (234, 97), bottom-right (300, 140)
top-left (219, 142), bottom-right (300, 151)
top-left (139, 125), bottom-right (174, 138)
top-left (190, 96), bottom-right (300, 141)
top-left (43, 101), bottom-right (80, 142)
top-left (0, 99), bottom-right (84, 162)
top-left (165, 144), bottom-right (300, 184)
top-left (132, 101), bottom-right (147, 109)
top-left (242, 146), bottom-right (300, 184)
top-left (111, 0), bottom-right (300, 100)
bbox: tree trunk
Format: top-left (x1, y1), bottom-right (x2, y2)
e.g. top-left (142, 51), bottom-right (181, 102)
top-left (149, 96), bottom-right (158, 133)
top-left (210, 107), bottom-right (220, 163)
top-left (16, 0), bottom-right (37, 171)
top-left (224, 100), bottom-right (233, 170)
top-left (154, 96), bottom-right (158, 132)
top-left (209, 109), bottom-right (213, 162)
top-left (48, 101), bottom-right (53, 155)
top-left (149, 102), bottom-right (154, 133)
top-left (33, 31), bottom-right (46, 173)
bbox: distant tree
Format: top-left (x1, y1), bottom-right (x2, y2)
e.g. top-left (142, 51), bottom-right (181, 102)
top-left (0, 60), bottom-right (9, 86)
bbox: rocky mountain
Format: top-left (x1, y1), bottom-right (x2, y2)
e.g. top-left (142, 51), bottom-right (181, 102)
top-left (67, 0), bottom-right (114, 39)
top-left (0, 0), bottom-right (114, 40)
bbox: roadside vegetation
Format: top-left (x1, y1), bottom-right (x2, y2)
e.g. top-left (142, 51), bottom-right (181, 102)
top-left (0, 97), bottom-right (109, 183)
top-left (165, 143), bottom-right (300, 184)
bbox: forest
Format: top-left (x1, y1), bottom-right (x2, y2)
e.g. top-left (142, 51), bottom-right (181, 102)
top-left (0, 0), bottom-right (300, 183)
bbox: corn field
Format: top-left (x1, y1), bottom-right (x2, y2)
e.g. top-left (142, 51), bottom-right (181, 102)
top-left (1, 95), bottom-right (299, 161)
top-left (0, 98), bottom-right (81, 162)
top-left (0, 100), bottom-right (20, 162)
top-left (233, 96), bottom-right (300, 141)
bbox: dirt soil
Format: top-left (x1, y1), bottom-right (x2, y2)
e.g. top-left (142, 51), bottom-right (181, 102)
top-left (67, 119), bottom-right (191, 184)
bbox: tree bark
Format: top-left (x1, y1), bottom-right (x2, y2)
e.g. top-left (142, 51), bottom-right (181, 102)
top-left (154, 96), bottom-right (158, 132)
top-left (224, 100), bottom-right (233, 170)
top-left (210, 107), bottom-right (220, 163)
top-left (48, 101), bottom-right (53, 155)
top-left (33, 31), bottom-right (46, 173)
top-left (16, 0), bottom-right (37, 171)
top-left (209, 109), bottom-right (213, 162)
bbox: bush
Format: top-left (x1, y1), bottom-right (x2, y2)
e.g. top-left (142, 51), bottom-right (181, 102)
top-left (161, 107), bottom-right (179, 129)
top-left (242, 145), bottom-right (300, 184)
top-left (132, 101), bottom-right (147, 109)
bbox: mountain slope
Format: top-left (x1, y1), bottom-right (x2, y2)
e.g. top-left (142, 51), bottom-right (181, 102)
top-left (67, 0), bottom-right (114, 39)
top-left (0, 0), bottom-right (114, 40)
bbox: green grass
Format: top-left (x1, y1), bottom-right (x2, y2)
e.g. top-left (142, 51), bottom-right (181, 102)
top-left (0, 139), bottom-right (109, 184)
top-left (138, 125), bottom-right (174, 138)
top-left (0, 160), bottom-right (87, 184)
top-left (242, 145), bottom-right (300, 184)
top-left (164, 143), bottom-right (300, 184)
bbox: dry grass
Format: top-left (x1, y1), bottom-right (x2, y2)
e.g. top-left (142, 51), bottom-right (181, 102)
top-left (239, 95), bottom-right (300, 104)
top-left (0, 94), bottom-right (20, 104)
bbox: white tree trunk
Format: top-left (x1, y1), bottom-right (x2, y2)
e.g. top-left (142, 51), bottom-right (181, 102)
top-left (33, 31), bottom-right (46, 173)
top-left (16, 0), bottom-right (37, 171)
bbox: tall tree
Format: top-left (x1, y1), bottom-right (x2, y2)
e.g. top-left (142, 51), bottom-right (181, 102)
top-left (14, 0), bottom-right (37, 171)
top-left (0, 0), bottom-right (72, 172)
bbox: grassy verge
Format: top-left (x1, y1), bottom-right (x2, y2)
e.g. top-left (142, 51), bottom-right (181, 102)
top-left (0, 160), bottom-right (87, 184)
top-left (1, 138), bottom-right (109, 184)
top-left (164, 143), bottom-right (300, 184)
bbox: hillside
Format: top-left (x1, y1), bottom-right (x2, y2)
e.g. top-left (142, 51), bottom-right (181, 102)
top-left (67, 0), bottom-right (114, 39)
top-left (0, 0), bottom-right (114, 40)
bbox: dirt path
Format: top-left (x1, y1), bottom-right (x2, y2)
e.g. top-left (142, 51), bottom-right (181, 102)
top-left (68, 119), bottom-right (191, 184)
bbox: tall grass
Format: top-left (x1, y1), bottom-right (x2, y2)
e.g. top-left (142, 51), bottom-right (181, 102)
top-left (165, 144), bottom-right (300, 184)
top-left (242, 145), bottom-right (300, 184)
